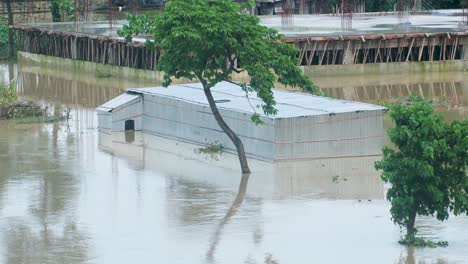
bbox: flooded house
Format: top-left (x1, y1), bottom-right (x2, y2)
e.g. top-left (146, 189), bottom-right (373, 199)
top-left (97, 81), bottom-right (386, 162)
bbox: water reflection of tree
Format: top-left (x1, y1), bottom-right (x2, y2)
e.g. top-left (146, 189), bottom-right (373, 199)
top-left (0, 121), bottom-right (90, 263)
top-left (396, 247), bottom-right (448, 264)
top-left (165, 177), bottom-right (227, 225)
top-left (165, 174), bottom-right (261, 226)
top-left (3, 221), bottom-right (89, 264)
top-left (205, 174), bottom-right (250, 263)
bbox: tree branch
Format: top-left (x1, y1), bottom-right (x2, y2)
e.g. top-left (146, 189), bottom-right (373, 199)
top-left (223, 80), bottom-right (258, 114)
top-left (231, 67), bottom-right (244, 74)
top-left (195, 72), bottom-right (209, 89)
top-left (227, 55), bottom-right (244, 74)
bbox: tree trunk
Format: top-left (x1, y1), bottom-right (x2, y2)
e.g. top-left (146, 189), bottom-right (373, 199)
top-left (6, 0), bottom-right (14, 59)
top-left (202, 85), bottom-right (251, 174)
top-left (406, 210), bottom-right (417, 241)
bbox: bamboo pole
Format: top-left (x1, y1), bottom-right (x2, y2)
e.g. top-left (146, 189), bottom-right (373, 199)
top-left (418, 37), bottom-right (426, 61)
top-left (342, 40), bottom-right (351, 65)
top-left (307, 41), bottom-right (318, 65)
top-left (451, 36), bottom-right (459, 60)
top-left (375, 40), bottom-right (382, 63)
top-left (406, 37), bottom-right (415, 62)
top-left (298, 41), bottom-right (307, 65)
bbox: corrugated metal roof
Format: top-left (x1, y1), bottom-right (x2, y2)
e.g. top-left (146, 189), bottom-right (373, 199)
top-left (127, 82), bottom-right (385, 119)
top-left (96, 93), bottom-right (140, 112)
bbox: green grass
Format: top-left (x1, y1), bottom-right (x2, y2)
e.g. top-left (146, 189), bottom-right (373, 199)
top-left (95, 70), bottom-right (112, 78)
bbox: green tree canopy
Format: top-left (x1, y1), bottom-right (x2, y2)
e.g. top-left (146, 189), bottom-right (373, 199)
top-left (120, 0), bottom-right (316, 115)
top-left (119, 0), bottom-right (317, 173)
top-left (365, 0), bottom-right (395, 12)
top-left (426, 0), bottom-right (463, 9)
top-left (375, 97), bottom-right (468, 246)
top-left (50, 0), bottom-right (74, 22)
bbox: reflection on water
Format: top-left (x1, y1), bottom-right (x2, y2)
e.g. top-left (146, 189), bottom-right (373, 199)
top-left (100, 132), bottom-right (385, 264)
top-left (323, 81), bottom-right (467, 121)
top-left (396, 247), bottom-right (451, 264)
top-left (17, 71), bottom-right (125, 108)
top-left (0, 63), bottom-right (17, 84)
top-left (325, 81), bottom-right (464, 104)
top-left (0, 121), bottom-right (90, 264)
top-left (316, 72), bottom-right (467, 122)
top-left (206, 174), bottom-right (250, 263)
top-left (100, 132), bottom-right (385, 201)
top-left (0, 62), bottom-right (467, 264)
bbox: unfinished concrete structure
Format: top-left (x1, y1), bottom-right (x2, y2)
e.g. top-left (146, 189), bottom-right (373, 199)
top-left (11, 10), bottom-right (468, 70)
top-left (97, 82), bottom-right (385, 161)
top-left (269, 11), bottom-right (468, 65)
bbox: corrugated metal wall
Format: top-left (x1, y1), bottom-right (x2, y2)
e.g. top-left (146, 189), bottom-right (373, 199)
top-left (142, 94), bottom-right (276, 160)
top-left (97, 111), bottom-right (112, 133)
top-left (274, 110), bottom-right (384, 160)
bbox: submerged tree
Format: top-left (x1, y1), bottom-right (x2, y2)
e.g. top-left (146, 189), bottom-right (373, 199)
top-left (119, 0), bottom-right (317, 173)
top-left (375, 97), bottom-right (468, 247)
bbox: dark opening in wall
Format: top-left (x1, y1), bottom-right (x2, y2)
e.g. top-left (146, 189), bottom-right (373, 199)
top-left (124, 119), bottom-right (135, 143)
top-left (125, 119), bottom-right (135, 131)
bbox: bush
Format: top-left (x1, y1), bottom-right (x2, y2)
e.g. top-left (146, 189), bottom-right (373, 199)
top-left (0, 81), bottom-right (68, 121)
top-left (0, 81), bottom-right (17, 105)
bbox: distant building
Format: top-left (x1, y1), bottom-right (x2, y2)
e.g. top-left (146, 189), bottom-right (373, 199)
top-left (246, 0), bottom-right (368, 16)
top-left (109, 0), bottom-right (164, 7)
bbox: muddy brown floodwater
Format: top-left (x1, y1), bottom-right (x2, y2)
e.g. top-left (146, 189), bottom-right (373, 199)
top-left (0, 61), bottom-right (467, 264)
